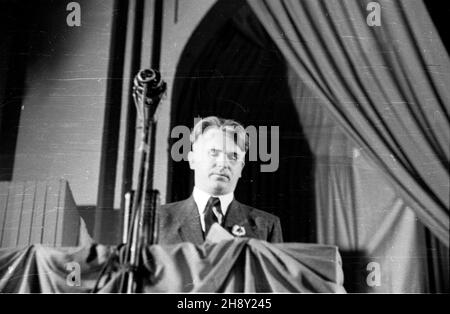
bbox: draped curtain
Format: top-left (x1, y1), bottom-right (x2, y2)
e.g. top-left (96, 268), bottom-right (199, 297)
top-left (287, 66), bottom-right (441, 292)
top-left (247, 0), bottom-right (450, 246)
top-left (0, 240), bottom-right (345, 293)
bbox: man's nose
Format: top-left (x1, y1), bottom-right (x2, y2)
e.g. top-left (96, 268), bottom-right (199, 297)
top-left (214, 153), bottom-right (230, 167)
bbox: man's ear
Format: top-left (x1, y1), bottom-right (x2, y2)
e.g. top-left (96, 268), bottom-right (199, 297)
top-left (187, 151), bottom-right (195, 170)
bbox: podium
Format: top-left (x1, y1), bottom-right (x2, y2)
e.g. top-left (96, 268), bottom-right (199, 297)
top-left (0, 238), bottom-right (345, 293)
top-left (0, 185), bottom-right (345, 293)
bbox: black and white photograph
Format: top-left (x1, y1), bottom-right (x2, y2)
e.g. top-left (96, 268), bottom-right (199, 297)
top-left (0, 0), bottom-right (448, 297)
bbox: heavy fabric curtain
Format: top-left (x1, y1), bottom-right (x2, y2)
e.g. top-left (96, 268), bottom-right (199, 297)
top-left (0, 240), bottom-right (345, 293)
top-left (247, 0), bottom-right (450, 246)
top-left (287, 66), bottom-right (438, 292)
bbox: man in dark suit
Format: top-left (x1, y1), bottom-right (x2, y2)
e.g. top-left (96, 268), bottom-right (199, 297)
top-left (158, 116), bottom-right (283, 245)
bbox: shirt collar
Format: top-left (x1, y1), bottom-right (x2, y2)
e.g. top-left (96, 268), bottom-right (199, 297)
top-left (192, 186), bottom-right (233, 216)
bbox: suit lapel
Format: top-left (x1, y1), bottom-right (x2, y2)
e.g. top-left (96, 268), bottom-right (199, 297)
top-left (167, 198), bottom-right (260, 244)
top-left (223, 200), bottom-right (258, 239)
top-left (175, 196), bottom-right (204, 245)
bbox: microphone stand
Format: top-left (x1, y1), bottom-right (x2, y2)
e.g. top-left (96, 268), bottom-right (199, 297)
top-left (120, 69), bottom-right (166, 293)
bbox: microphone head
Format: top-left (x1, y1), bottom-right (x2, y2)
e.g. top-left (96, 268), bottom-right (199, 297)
top-left (137, 69), bottom-right (157, 83)
top-left (133, 68), bottom-right (167, 106)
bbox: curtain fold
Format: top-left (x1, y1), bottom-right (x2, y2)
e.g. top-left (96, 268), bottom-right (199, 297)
top-left (247, 0), bottom-right (449, 246)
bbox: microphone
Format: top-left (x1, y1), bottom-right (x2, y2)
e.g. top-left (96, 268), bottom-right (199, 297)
top-left (132, 68), bottom-right (166, 108)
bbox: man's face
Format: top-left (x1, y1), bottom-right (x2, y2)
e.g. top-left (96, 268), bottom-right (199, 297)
top-left (188, 128), bottom-right (245, 196)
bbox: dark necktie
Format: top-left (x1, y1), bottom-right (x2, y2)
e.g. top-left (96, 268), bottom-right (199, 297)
top-left (204, 196), bottom-right (222, 236)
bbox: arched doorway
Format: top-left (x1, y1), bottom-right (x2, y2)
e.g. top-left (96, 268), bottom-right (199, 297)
top-left (169, 1), bottom-right (315, 243)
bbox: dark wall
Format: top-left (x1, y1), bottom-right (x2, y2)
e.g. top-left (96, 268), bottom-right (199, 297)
top-left (0, 1), bottom-right (120, 244)
top-left (170, 2), bottom-right (315, 243)
top-left (0, 1), bottom-right (35, 180)
top-left (0, 1), bottom-right (116, 207)
top-left (424, 1), bottom-right (450, 54)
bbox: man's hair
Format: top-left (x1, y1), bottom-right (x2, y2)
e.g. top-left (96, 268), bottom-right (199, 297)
top-left (190, 116), bottom-right (249, 152)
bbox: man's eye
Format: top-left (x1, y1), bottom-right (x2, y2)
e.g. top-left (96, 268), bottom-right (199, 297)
top-left (209, 149), bottom-right (219, 156)
top-left (229, 153), bottom-right (238, 161)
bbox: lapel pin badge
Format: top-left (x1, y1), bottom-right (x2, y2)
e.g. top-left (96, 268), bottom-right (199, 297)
top-left (231, 225), bottom-right (246, 237)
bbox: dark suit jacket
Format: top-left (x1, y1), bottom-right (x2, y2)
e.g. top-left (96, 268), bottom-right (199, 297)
top-left (157, 196), bottom-right (283, 245)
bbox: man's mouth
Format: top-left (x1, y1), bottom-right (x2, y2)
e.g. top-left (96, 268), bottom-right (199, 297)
top-left (210, 173), bottom-right (230, 180)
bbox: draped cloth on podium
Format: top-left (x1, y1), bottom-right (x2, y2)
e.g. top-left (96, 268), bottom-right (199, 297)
top-left (0, 239), bottom-right (345, 293)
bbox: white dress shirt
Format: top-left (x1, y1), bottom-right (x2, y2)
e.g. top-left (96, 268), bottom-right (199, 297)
top-left (192, 186), bottom-right (233, 232)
